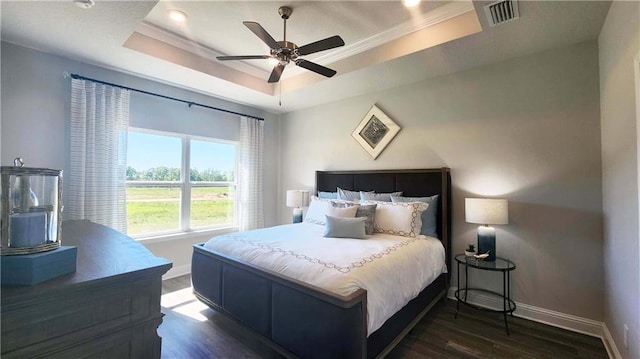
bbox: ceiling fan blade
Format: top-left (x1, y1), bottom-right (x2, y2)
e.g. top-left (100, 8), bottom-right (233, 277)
top-left (295, 59), bottom-right (337, 78)
top-left (243, 21), bottom-right (280, 50)
top-left (297, 35), bottom-right (345, 56)
top-left (217, 55), bottom-right (271, 61)
top-left (268, 64), bottom-right (286, 83)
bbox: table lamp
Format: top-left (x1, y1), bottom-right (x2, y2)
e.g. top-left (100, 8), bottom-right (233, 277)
top-left (465, 198), bottom-right (509, 261)
top-left (286, 190), bottom-right (310, 223)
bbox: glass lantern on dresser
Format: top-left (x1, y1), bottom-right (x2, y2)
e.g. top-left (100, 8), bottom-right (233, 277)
top-left (1, 159), bottom-right (63, 255)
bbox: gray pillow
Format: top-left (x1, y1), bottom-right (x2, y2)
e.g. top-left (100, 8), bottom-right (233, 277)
top-left (355, 204), bottom-right (377, 235)
top-left (323, 215), bottom-right (367, 239)
top-left (337, 187), bottom-right (372, 201)
top-left (391, 195), bottom-right (439, 238)
top-left (360, 191), bottom-right (403, 202)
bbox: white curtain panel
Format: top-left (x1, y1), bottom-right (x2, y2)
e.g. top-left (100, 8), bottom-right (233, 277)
top-left (68, 79), bottom-right (130, 232)
top-left (238, 116), bottom-right (264, 231)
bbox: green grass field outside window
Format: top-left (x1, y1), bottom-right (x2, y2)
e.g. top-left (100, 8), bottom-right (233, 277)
top-left (127, 186), bottom-right (234, 236)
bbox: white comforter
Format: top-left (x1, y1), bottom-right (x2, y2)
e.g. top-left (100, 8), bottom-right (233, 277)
top-left (203, 222), bottom-right (447, 335)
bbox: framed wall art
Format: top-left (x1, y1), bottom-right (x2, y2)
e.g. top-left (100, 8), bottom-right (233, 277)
top-left (351, 105), bottom-right (401, 159)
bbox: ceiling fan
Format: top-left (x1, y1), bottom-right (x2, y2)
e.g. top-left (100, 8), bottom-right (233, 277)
top-left (216, 6), bottom-right (345, 83)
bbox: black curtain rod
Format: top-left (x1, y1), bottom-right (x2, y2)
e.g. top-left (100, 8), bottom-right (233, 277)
top-left (68, 73), bottom-right (264, 121)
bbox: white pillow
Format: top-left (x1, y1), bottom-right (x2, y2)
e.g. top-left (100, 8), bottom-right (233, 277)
top-left (326, 205), bottom-right (359, 218)
top-left (304, 196), bottom-right (333, 225)
top-left (391, 195), bottom-right (439, 238)
top-left (362, 201), bottom-right (428, 238)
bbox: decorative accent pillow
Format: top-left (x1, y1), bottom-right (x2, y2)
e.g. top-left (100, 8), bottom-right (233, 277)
top-left (355, 204), bottom-right (377, 235)
top-left (331, 202), bottom-right (377, 235)
top-left (318, 191), bottom-right (338, 199)
top-left (323, 215), bottom-right (367, 239)
top-left (360, 191), bottom-right (403, 202)
top-left (326, 205), bottom-right (359, 218)
top-left (362, 201), bottom-right (428, 238)
top-left (303, 196), bottom-right (333, 225)
top-left (391, 195), bottom-right (439, 238)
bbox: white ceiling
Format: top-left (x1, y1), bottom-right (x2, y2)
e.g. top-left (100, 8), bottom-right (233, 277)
top-left (1, 1), bottom-right (611, 114)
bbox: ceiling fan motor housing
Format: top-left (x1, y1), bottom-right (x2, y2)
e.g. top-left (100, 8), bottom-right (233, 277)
top-left (216, 5), bottom-right (344, 83)
top-left (272, 41), bottom-right (299, 64)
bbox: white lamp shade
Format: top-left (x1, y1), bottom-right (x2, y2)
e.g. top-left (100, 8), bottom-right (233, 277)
top-left (465, 198), bottom-right (509, 225)
top-left (286, 190), bottom-right (310, 208)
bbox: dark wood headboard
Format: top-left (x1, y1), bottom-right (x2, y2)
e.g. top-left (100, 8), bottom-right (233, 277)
top-left (316, 168), bottom-right (452, 278)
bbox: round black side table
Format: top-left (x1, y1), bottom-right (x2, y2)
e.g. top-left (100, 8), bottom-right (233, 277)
top-left (454, 254), bottom-right (516, 334)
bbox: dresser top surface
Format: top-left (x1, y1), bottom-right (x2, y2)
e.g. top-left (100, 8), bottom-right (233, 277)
top-left (1, 220), bottom-right (172, 302)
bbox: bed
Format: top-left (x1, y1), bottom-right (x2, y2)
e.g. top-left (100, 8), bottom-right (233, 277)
top-left (191, 168), bottom-right (451, 358)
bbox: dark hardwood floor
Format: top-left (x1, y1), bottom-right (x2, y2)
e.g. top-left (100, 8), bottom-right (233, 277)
top-left (160, 275), bottom-right (608, 358)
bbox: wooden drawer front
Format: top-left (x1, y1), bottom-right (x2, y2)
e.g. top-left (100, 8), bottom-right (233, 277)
top-left (46, 328), bottom-right (132, 359)
top-left (1, 277), bottom-right (161, 356)
top-left (2, 286), bottom-right (132, 353)
top-left (43, 318), bottom-right (162, 359)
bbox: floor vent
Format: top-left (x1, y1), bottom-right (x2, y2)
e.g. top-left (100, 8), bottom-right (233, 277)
top-left (484, 0), bottom-right (519, 27)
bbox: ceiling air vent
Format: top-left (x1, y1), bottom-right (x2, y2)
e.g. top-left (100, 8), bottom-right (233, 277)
top-left (484, 0), bottom-right (519, 27)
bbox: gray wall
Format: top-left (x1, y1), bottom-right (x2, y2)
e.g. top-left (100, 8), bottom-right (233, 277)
top-left (0, 41), bottom-right (281, 277)
top-left (279, 41), bottom-right (604, 321)
top-left (599, 1), bottom-right (640, 357)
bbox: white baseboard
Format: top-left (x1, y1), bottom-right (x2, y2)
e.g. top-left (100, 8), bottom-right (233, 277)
top-left (447, 287), bottom-right (615, 358)
top-left (162, 264), bottom-right (190, 280)
top-left (602, 323), bottom-right (623, 359)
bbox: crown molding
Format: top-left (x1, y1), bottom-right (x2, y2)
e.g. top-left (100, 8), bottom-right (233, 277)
top-left (134, 21), bottom-right (270, 79)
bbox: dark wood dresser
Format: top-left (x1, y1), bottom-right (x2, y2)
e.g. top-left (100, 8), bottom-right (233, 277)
top-left (1, 220), bottom-right (172, 358)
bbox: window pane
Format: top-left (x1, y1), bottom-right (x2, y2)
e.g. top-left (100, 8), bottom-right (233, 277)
top-left (190, 140), bottom-right (235, 182)
top-left (127, 132), bottom-right (181, 181)
top-left (126, 186), bottom-right (180, 235)
top-left (191, 186), bottom-right (235, 228)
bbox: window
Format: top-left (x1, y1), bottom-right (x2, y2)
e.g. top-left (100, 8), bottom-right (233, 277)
top-left (126, 129), bottom-right (237, 238)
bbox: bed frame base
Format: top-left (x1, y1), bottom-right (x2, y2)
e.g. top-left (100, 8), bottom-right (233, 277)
top-left (192, 245), bottom-right (369, 358)
top-left (193, 245), bottom-right (446, 359)
top-left (193, 292), bottom-right (298, 358)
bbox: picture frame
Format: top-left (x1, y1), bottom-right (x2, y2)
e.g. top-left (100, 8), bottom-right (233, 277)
top-left (351, 105), bottom-right (401, 159)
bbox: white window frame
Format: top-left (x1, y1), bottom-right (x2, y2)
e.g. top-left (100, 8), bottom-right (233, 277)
top-left (126, 127), bottom-right (239, 239)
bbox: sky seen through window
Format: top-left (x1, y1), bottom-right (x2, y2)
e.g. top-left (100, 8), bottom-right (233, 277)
top-left (127, 132), bottom-right (235, 173)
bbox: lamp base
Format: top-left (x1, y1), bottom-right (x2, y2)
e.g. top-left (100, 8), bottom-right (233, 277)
top-left (292, 207), bottom-right (303, 224)
top-left (477, 225), bottom-right (496, 261)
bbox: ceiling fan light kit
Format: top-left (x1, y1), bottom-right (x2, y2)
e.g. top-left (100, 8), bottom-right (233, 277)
top-left (217, 6), bottom-right (345, 83)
